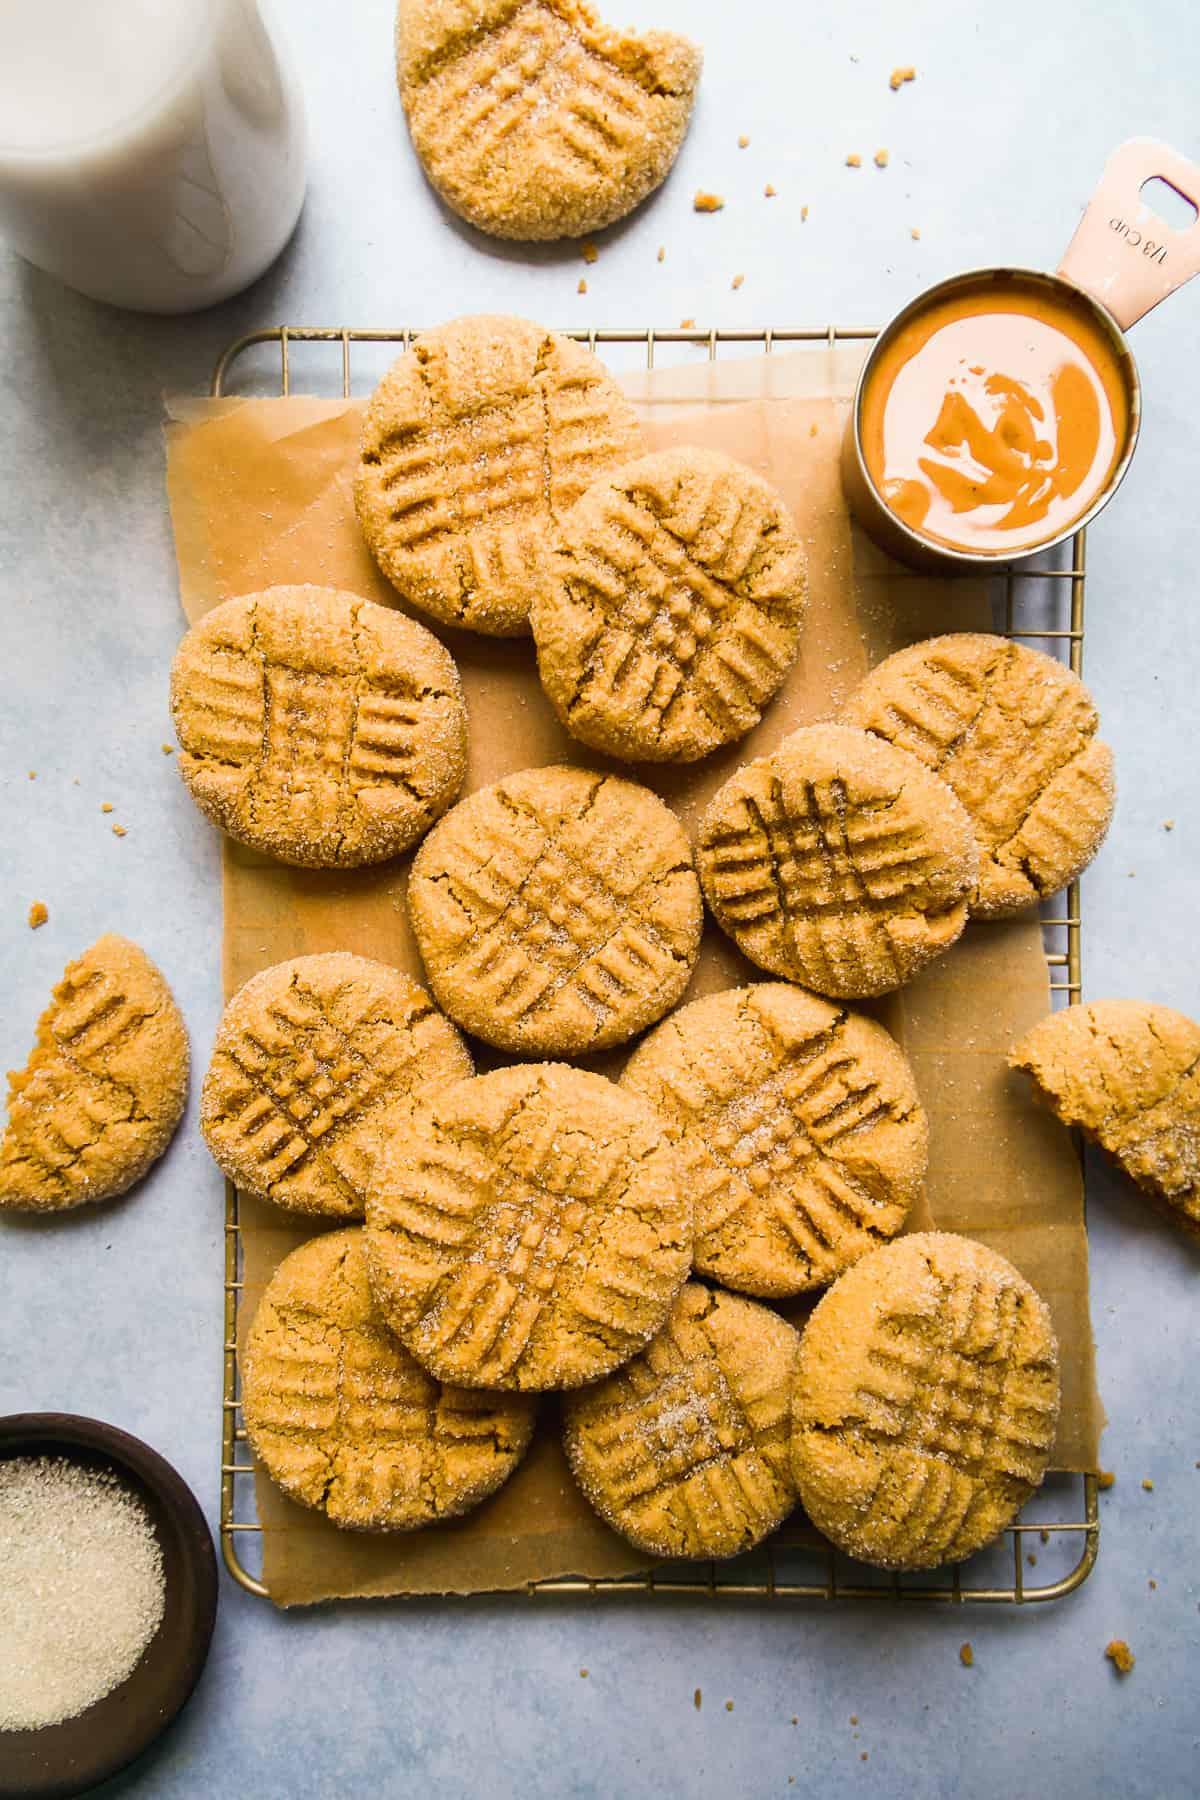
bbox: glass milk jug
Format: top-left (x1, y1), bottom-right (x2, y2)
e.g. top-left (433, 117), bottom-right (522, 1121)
top-left (0, 0), bottom-right (306, 313)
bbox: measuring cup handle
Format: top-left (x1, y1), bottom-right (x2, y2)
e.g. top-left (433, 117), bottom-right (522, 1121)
top-left (1057, 138), bottom-right (1200, 330)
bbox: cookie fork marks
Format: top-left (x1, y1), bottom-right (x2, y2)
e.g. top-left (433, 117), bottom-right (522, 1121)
top-left (1011, 999), bottom-right (1200, 1235)
top-left (200, 953), bottom-right (472, 1220)
top-left (365, 1063), bottom-right (692, 1391)
top-left (563, 1283), bottom-right (800, 1558)
top-left (842, 634), bottom-right (1115, 917)
top-left (242, 1230), bottom-right (536, 1530)
top-left (355, 316), bottom-right (643, 635)
top-left (790, 1233), bottom-right (1060, 1571)
top-left (621, 983), bottom-right (927, 1296)
top-left (532, 446), bottom-right (807, 763)
top-left (0, 935), bottom-right (188, 1211)
top-left (170, 586), bottom-right (467, 868)
top-left (396, 0), bottom-right (702, 242)
top-left (698, 725), bottom-right (978, 999)
top-left (409, 764), bottom-right (702, 1055)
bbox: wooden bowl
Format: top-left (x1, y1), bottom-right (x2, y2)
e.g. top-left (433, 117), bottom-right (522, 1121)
top-left (0, 1413), bottom-right (217, 1800)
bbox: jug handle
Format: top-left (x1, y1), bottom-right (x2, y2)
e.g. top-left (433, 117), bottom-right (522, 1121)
top-left (1058, 137), bottom-right (1200, 331)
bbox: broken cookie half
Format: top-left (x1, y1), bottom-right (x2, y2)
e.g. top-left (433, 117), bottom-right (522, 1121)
top-left (0, 935), bottom-right (188, 1211)
top-left (396, 0), bottom-right (702, 240)
top-left (1011, 999), bottom-right (1200, 1236)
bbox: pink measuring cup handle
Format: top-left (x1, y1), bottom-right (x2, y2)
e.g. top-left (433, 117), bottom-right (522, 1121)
top-left (1058, 137), bottom-right (1200, 331)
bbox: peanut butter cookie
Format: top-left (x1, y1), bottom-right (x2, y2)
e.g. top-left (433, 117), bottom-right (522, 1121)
top-left (171, 586), bottom-right (467, 868)
top-left (408, 764), bottom-right (703, 1055)
top-left (1011, 999), bottom-right (1200, 1236)
top-left (365, 1063), bottom-right (692, 1390)
top-left (201, 953), bottom-right (472, 1219)
top-left (396, 0), bottom-right (702, 241)
top-left (620, 983), bottom-right (927, 1296)
top-left (790, 1232), bottom-right (1060, 1570)
top-left (531, 447), bottom-right (809, 763)
top-left (842, 634), bottom-right (1114, 916)
top-left (242, 1229), bottom-right (537, 1531)
top-left (355, 316), bottom-right (642, 635)
top-left (0, 936), bottom-right (188, 1211)
top-left (562, 1282), bottom-right (800, 1559)
top-left (697, 724), bottom-right (979, 998)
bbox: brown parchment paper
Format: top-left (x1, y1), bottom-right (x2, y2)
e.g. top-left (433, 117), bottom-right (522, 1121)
top-left (165, 345), bottom-right (1102, 1607)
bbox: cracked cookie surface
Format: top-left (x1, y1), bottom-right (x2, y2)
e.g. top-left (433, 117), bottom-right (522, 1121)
top-left (563, 1281), bottom-right (800, 1558)
top-left (621, 983), bottom-right (927, 1296)
top-left (170, 585), bottom-right (467, 868)
top-left (532, 446), bottom-right (808, 763)
top-left (697, 723), bottom-right (979, 999)
top-left (842, 634), bottom-right (1114, 917)
top-left (365, 1063), bottom-right (692, 1390)
top-left (790, 1231), bottom-right (1059, 1571)
top-left (396, 0), bottom-right (702, 241)
top-left (0, 935), bottom-right (188, 1211)
top-left (408, 763), bottom-right (703, 1055)
top-left (1011, 999), bottom-right (1200, 1236)
top-left (201, 953), bottom-right (472, 1219)
top-left (355, 315), bottom-right (643, 635)
top-left (242, 1229), bottom-right (536, 1531)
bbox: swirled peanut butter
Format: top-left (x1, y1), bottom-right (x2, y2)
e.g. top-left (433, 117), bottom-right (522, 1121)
top-left (862, 280), bottom-right (1131, 554)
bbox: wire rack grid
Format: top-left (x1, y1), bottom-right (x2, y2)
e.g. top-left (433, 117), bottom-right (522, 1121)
top-left (213, 323), bottom-right (1100, 1607)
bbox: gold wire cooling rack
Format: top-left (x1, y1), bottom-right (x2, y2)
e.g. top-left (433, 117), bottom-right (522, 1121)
top-left (213, 324), bottom-right (1100, 1606)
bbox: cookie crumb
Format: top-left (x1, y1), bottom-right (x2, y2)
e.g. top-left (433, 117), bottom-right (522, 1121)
top-left (845, 153), bottom-right (862, 168)
top-left (861, 1753), bottom-right (869, 1763)
top-left (809, 423), bottom-right (818, 437)
top-left (1098, 1470), bottom-right (1115, 1489)
top-left (1105, 1639), bottom-right (1135, 1675)
top-left (162, 743), bottom-right (175, 755)
top-left (764, 183), bottom-right (777, 198)
top-left (890, 65), bottom-right (916, 90)
top-left (577, 279), bottom-right (588, 294)
top-left (694, 191), bottom-right (724, 213)
top-left (959, 1643), bottom-right (974, 1667)
top-left (680, 318), bottom-right (696, 329)
top-left (911, 227), bottom-right (921, 240)
top-left (579, 1668), bottom-right (588, 1678)
top-left (27, 770), bottom-right (36, 780)
top-left (1164, 818), bottom-right (1175, 830)
top-left (1142, 1477), bottom-right (1154, 1491)
top-left (1040, 1528), bottom-right (1050, 1542)
top-left (693, 1687), bottom-right (702, 1710)
top-left (792, 1716), bottom-right (799, 1726)
top-left (111, 825), bottom-right (127, 838)
top-left (1149, 1578), bottom-right (1158, 1590)
top-left (800, 204), bottom-right (809, 221)
top-left (725, 1700), bottom-right (734, 1713)
top-left (581, 240), bottom-right (599, 264)
top-left (849, 1715), bottom-right (858, 1726)
top-left (731, 273), bottom-right (744, 290)
top-left (874, 149), bottom-right (889, 168)
top-left (738, 134), bottom-right (750, 149)
top-left (1027, 1552), bottom-right (1037, 1566)
top-left (657, 245), bottom-right (666, 262)
top-left (101, 803), bottom-right (113, 814)
top-left (28, 902), bottom-right (48, 930)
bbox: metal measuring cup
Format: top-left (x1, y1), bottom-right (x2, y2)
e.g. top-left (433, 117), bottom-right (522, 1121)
top-left (841, 139), bottom-right (1200, 574)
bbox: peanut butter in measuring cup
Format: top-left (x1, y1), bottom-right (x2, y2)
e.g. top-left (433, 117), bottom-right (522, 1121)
top-left (862, 278), bottom-right (1131, 555)
top-left (843, 139), bottom-right (1200, 573)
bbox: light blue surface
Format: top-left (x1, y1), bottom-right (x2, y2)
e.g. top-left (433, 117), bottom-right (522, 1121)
top-left (2, 1), bottom-right (1198, 1795)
